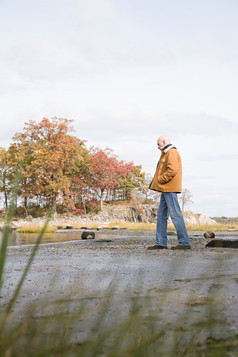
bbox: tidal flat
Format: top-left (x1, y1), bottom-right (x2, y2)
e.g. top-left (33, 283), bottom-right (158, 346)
top-left (1, 233), bottom-right (238, 356)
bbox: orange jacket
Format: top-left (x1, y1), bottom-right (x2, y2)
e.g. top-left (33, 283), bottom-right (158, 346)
top-left (149, 146), bottom-right (182, 193)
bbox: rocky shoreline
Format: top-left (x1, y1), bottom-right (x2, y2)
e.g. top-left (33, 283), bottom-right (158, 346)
top-left (1, 204), bottom-right (217, 230)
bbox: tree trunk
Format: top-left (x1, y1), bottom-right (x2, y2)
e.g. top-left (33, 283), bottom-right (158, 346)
top-left (100, 189), bottom-right (104, 211)
top-left (24, 196), bottom-right (29, 217)
top-left (4, 190), bottom-right (8, 209)
top-left (49, 194), bottom-right (57, 214)
top-left (100, 196), bottom-right (103, 210)
top-left (3, 177), bottom-right (8, 208)
top-left (81, 195), bottom-right (86, 214)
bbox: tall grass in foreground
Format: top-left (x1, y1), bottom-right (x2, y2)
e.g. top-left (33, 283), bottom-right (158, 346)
top-left (0, 208), bottom-right (238, 356)
top-left (0, 261), bottom-right (237, 357)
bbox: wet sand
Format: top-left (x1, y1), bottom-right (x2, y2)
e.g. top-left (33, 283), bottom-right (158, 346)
top-left (2, 234), bottom-right (238, 340)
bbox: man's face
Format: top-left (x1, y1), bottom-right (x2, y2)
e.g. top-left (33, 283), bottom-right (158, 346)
top-left (157, 139), bottom-right (164, 151)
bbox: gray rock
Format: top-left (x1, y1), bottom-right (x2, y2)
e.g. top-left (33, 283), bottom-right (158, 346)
top-left (205, 239), bottom-right (238, 248)
top-left (204, 231), bottom-right (215, 238)
top-left (81, 231), bottom-right (95, 240)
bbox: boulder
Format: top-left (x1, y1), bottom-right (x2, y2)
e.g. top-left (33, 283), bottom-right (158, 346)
top-left (204, 231), bottom-right (215, 238)
top-left (197, 214), bottom-right (217, 225)
top-left (205, 239), bottom-right (238, 248)
top-left (81, 231), bottom-right (95, 240)
top-left (73, 205), bottom-right (216, 226)
top-left (184, 215), bottom-right (198, 226)
top-left (183, 212), bottom-right (217, 226)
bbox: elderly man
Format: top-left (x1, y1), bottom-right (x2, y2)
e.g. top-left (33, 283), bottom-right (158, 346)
top-left (148, 135), bottom-right (191, 250)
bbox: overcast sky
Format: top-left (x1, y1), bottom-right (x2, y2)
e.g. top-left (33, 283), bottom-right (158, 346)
top-left (1, 0), bottom-right (238, 217)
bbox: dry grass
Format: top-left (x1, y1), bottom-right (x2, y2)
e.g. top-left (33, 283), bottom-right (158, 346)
top-left (16, 224), bottom-right (57, 234)
top-left (104, 221), bottom-right (238, 232)
top-left (185, 223), bottom-right (238, 232)
top-left (52, 221), bottom-right (156, 231)
top-left (106, 221), bottom-right (156, 230)
top-left (15, 221), bottom-right (238, 234)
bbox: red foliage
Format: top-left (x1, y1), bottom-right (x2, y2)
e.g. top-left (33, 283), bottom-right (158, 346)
top-left (3, 118), bottom-right (146, 213)
top-left (88, 147), bottom-right (135, 191)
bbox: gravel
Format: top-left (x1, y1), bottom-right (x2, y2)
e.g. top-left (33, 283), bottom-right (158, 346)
top-left (1, 233), bottom-right (238, 339)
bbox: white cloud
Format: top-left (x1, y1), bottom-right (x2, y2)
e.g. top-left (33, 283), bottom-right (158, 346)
top-left (77, 0), bottom-right (113, 22)
top-left (1, 0), bottom-right (238, 216)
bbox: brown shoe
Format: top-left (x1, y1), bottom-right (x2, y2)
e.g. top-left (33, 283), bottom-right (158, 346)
top-left (171, 245), bottom-right (191, 250)
top-left (147, 245), bottom-right (168, 250)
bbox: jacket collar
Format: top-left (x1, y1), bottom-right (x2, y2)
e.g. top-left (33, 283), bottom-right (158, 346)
top-left (162, 144), bottom-right (173, 153)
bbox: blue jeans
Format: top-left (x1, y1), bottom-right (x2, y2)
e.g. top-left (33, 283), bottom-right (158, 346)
top-left (156, 192), bottom-right (190, 247)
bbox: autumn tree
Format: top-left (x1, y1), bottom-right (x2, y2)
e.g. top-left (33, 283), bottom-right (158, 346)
top-left (88, 148), bottom-right (119, 210)
top-left (2, 118), bottom-right (148, 216)
top-left (87, 148), bottom-right (138, 210)
top-left (70, 149), bottom-right (92, 214)
top-left (117, 164), bottom-right (145, 201)
top-left (9, 117), bottom-right (87, 213)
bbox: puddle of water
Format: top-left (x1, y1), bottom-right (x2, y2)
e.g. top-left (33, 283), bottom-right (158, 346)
top-left (0, 231), bottom-right (83, 246)
top-left (3, 230), bottom-right (234, 247)
top-left (0, 230), bottom-right (156, 247)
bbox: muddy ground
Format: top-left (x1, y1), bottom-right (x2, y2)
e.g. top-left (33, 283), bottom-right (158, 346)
top-left (1, 233), bottom-right (238, 343)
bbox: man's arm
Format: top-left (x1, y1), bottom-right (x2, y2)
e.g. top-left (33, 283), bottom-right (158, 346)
top-left (158, 150), bottom-right (180, 184)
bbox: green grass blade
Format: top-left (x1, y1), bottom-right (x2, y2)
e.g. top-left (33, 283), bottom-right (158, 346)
top-left (0, 170), bottom-right (20, 291)
top-left (6, 207), bottom-right (55, 314)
